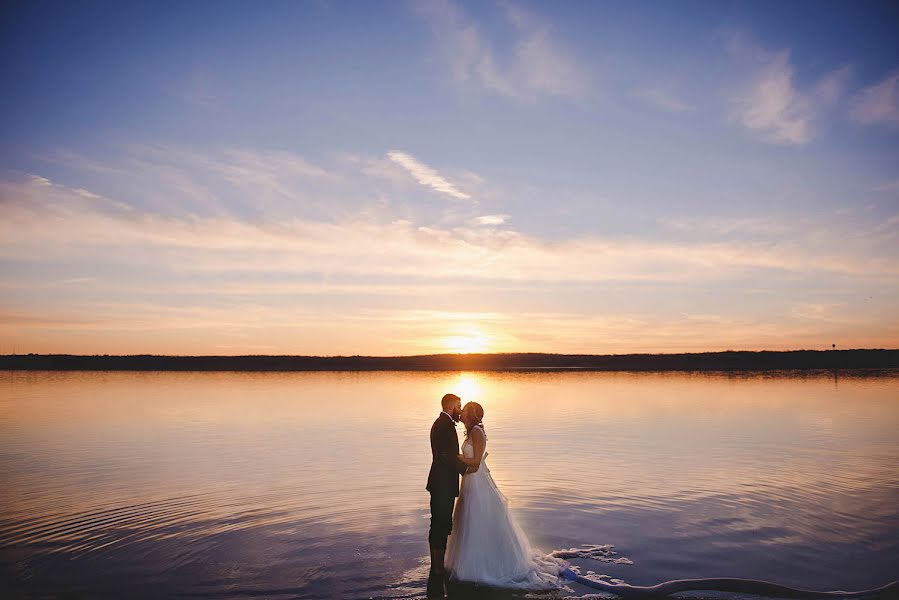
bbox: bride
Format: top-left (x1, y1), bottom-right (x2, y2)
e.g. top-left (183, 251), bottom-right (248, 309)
top-left (444, 401), bottom-right (565, 589)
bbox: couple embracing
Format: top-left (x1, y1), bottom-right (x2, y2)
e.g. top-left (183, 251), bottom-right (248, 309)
top-left (426, 393), bottom-right (563, 597)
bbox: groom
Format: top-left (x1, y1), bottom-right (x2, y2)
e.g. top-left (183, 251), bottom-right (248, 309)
top-left (426, 393), bottom-right (470, 598)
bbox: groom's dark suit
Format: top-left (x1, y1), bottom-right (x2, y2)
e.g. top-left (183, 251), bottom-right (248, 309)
top-left (426, 412), bottom-right (467, 550)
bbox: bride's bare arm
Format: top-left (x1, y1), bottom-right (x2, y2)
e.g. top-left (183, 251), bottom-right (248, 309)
top-left (457, 427), bottom-right (486, 472)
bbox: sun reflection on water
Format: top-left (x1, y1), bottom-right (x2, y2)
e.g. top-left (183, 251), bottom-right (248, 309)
top-left (453, 373), bottom-right (484, 403)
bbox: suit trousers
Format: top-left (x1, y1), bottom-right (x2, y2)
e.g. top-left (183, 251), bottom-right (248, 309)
top-left (428, 492), bottom-right (455, 549)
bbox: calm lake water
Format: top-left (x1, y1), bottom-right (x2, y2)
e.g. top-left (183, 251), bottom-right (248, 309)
top-left (1, 370), bottom-right (897, 599)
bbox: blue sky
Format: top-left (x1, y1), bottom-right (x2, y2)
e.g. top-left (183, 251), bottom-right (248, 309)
top-left (1, 0), bottom-right (897, 355)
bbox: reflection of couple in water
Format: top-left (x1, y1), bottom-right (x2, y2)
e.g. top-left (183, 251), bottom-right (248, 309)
top-left (424, 393), bottom-right (898, 599)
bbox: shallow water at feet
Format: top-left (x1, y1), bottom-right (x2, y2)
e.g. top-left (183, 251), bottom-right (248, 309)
top-left (0, 370), bottom-right (897, 598)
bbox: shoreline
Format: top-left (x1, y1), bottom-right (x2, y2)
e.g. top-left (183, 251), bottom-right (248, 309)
top-left (1, 349), bottom-right (897, 372)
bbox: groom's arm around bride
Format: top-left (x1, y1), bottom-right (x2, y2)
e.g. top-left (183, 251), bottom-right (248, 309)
top-left (432, 416), bottom-right (469, 484)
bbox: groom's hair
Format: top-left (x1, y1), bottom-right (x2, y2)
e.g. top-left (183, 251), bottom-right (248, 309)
top-left (441, 393), bottom-right (461, 409)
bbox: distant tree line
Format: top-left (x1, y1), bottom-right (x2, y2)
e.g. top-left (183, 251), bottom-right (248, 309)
top-left (0, 350), bottom-right (897, 371)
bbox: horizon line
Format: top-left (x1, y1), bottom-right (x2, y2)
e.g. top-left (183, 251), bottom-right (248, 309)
top-left (2, 349), bottom-right (898, 373)
top-left (2, 348), bottom-right (898, 358)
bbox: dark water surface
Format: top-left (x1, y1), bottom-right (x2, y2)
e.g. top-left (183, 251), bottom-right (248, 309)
top-left (1, 370), bottom-right (897, 599)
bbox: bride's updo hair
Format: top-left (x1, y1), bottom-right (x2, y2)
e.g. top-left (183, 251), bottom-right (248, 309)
top-left (463, 401), bottom-right (485, 439)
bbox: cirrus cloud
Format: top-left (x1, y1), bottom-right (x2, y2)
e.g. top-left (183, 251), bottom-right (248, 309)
top-left (413, 0), bottom-right (592, 103)
top-left (850, 69), bottom-right (899, 128)
top-left (726, 33), bottom-right (852, 145)
top-left (386, 150), bottom-right (471, 200)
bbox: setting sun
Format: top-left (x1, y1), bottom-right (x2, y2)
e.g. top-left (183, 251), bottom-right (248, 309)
top-left (442, 333), bottom-right (489, 354)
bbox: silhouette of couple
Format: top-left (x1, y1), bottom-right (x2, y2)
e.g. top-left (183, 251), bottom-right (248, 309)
top-left (425, 393), bottom-right (563, 597)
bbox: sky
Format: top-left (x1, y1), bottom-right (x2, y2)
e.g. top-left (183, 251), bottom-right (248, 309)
top-left (1, 0), bottom-right (898, 356)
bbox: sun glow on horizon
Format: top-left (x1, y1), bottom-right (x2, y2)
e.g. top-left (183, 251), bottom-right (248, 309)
top-left (441, 328), bottom-right (490, 354)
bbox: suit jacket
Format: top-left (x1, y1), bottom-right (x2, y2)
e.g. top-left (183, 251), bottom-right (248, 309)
top-left (426, 413), bottom-right (468, 497)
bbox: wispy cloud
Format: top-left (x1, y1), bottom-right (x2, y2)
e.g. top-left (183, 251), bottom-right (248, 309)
top-left (413, 0), bottom-right (591, 103)
top-left (791, 302), bottom-right (848, 322)
top-left (815, 65), bottom-right (853, 103)
top-left (659, 216), bottom-right (792, 237)
top-left (726, 34), bottom-right (851, 145)
top-left (735, 51), bottom-right (812, 144)
top-left (46, 144), bottom-right (345, 220)
top-left (386, 150), bottom-right (471, 199)
top-left (473, 214), bottom-right (509, 225)
top-left (3, 173), bottom-right (897, 283)
top-left (850, 69), bottom-right (899, 128)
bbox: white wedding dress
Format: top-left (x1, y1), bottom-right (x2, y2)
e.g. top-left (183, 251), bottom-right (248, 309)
top-left (444, 426), bottom-right (565, 589)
